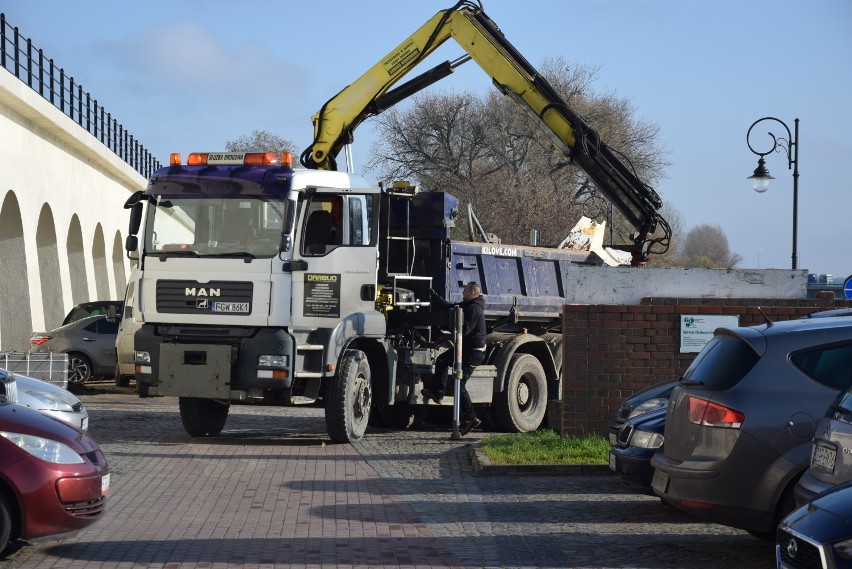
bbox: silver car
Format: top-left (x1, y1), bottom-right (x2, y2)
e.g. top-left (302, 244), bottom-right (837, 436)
top-left (795, 384), bottom-right (852, 506)
top-left (3, 371), bottom-right (89, 430)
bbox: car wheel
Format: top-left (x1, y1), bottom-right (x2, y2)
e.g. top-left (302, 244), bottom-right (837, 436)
top-left (0, 493), bottom-right (12, 556)
top-left (67, 353), bottom-right (93, 385)
top-left (114, 364), bottom-right (130, 387)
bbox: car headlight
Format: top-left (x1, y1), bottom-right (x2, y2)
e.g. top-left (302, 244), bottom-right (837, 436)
top-left (630, 429), bottom-right (664, 449)
top-left (627, 397), bottom-right (668, 419)
top-left (835, 537), bottom-right (852, 561)
top-left (24, 390), bottom-right (76, 412)
top-left (0, 431), bottom-right (84, 464)
top-left (135, 351), bottom-right (151, 364)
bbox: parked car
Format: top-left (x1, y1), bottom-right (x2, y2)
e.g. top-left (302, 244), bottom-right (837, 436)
top-left (777, 480), bottom-right (852, 569)
top-left (29, 315), bottom-right (120, 387)
top-left (795, 383), bottom-right (852, 507)
top-left (651, 316), bottom-right (852, 539)
top-left (14, 373), bottom-right (89, 430)
top-left (608, 380), bottom-right (676, 494)
top-left (0, 396), bottom-right (109, 555)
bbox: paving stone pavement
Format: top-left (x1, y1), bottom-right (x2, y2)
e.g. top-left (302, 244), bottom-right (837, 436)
top-left (4, 385), bottom-right (776, 568)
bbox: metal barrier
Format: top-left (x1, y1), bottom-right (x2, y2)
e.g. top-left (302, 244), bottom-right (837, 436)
top-left (0, 12), bottom-right (161, 179)
top-left (0, 352), bottom-right (69, 388)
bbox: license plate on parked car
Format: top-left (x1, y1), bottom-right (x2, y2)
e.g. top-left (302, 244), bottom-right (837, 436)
top-left (651, 469), bottom-right (669, 494)
top-left (812, 444), bottom-right (837, 473)
top-left (101, 473), bottom-right (111, 495)
top-left (609, 432), bottom-right (617, 445)
top-left (609, 452), bottom-right (616, 471)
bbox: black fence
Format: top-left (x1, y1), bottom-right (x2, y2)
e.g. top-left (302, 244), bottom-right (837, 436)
top-left (0, 13), bottom-right (161, 179)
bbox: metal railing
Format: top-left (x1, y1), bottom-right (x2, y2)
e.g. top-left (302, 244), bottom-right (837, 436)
top-left (0, 13), bottom-right (161, 179)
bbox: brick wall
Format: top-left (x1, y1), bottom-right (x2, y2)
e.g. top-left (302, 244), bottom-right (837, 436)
top-left (552, 297), bottom-right (852, 436)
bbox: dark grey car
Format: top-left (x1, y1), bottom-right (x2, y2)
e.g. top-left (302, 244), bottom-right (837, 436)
top-left (651, 316), bottom-right (852, 539)
top-left (29, 315), bottom-right (120, 386)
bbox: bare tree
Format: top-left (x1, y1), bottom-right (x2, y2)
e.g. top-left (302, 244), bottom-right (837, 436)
top-left (679, 224), bottom-right (741, 269)
top-left (366, 58), bottom-right (670, 248)
top-left (225, 130), bottom-right (298, 157)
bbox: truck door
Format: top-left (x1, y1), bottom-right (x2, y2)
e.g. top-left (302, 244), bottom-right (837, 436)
top-left (290, 189), bottom-right (379, 331)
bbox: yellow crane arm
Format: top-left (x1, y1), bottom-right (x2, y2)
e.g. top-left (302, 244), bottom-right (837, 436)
top-left (301, 0), bottom-right (670, 262)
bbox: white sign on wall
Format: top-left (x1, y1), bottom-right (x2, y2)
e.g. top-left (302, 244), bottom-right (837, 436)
top-left (679, 315), bottom-right (740, 353)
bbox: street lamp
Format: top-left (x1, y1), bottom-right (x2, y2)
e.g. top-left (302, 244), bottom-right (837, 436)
top-left (746, 117), bottom-right (800, 270)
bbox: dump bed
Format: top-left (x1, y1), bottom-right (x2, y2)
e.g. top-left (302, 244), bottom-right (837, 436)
top-left (380, 189), bottom-right (600, 326)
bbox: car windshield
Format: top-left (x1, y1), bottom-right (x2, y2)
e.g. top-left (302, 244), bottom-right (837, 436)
top-left (145, 196), bottom-right (289, 259)
top-left (681, 333), bottom-right (759, 390)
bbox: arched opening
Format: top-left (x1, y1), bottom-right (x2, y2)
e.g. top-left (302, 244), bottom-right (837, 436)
top-left (112, 230), bottom-right (127, 299)
top-left (66, 215), bottom-right (89, 305)
top-left (0, 192), bottom-right (33, 350)
top-left (92, 223), bottom-right (109, 300)
top-left (36, 204), bottom-right (65, 329)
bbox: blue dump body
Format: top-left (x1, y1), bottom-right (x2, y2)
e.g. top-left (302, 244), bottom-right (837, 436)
top-left (382, 190), bottom-right (600, 326)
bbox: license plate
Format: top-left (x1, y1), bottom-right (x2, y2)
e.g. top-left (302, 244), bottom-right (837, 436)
top-left (651, 469), bottom-right (669, 494)
top-left (609, 452), bottom-right (617, 471)
top-left (101, 473), bottom-right (111, 495)
top-left (608, 431), bottom-right (617, 445)
top-left (212, 302), bottom-right (249, 313)
top-left (81, 416), bottom-right (89, 430)
top-left (812, 444), bottom-right (837, 473)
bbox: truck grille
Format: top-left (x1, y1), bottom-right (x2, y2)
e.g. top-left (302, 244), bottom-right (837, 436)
top-left (157, 280), bottom-right (253, 315)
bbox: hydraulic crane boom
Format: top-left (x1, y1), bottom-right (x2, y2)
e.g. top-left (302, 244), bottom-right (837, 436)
top-left (300, 0), bottom-right (670, 263)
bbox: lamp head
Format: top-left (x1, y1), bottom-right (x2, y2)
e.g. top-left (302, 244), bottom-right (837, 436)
top-left (748, 157), bottom-right (774, 193)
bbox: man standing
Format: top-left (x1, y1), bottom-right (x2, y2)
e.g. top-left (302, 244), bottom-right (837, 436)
top-left (422, 282), bottom-right (487, 436)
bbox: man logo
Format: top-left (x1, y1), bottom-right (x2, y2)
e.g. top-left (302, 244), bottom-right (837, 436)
top-left (197, 299), bottom-right (209, 309)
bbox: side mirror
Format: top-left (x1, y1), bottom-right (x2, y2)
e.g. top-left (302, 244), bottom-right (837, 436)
top-left (128, 202), bottom-right (143, 235)
top-left (125, 235), bottom-right (139, 257)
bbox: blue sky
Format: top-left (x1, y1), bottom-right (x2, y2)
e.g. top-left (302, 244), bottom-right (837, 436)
top-left (2, 0), bottom-right (851, 277)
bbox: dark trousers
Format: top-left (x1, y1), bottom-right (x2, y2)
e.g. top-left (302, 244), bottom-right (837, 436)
top-left (432, 349), bottom-right (485, 421)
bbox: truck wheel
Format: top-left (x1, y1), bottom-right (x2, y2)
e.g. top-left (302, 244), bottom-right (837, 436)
top-left (179, 397), bottom-right (230, 437)
top-left (492, 353), bottom-right (547, 433)
top-left (325, 349), bottom-right (371, 443)
top-left (0, 493), bottom-right (12, 556)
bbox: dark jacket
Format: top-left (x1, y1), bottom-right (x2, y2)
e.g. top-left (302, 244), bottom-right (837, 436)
top-left (460, 296), bottom-right (487, 352)
top-left (431, 289), bottom-right (487, 354)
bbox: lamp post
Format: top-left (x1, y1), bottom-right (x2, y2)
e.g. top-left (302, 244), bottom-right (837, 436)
top-left (746, 117), bottom-right (800, 270)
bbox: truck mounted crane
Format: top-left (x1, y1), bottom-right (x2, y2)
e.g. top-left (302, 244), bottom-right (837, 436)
top-left (123, 1), bottom-right (671, 443)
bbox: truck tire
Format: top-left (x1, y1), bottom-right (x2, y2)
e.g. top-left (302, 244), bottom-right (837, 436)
top-left (325, 349), bottom-right (371, 443)
top-left (492, 353), bottom-right (547, 433)
top-left (179, 397), bottom-right (229, 437)
top-left (0, 493), bottom-right (12, 556)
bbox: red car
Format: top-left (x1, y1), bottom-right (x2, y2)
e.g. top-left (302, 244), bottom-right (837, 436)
top-left (0, 395), bottom-right (109, 554)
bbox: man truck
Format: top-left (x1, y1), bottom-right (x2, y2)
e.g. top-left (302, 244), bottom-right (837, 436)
top-left (123, 1), bottom-right (670, 442)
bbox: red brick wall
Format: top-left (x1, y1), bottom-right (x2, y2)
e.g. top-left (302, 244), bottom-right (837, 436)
top-left (553, 297), bottom-right (852, 436)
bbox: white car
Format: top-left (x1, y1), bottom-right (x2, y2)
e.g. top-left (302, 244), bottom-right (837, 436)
top-left (2, 370), bottom-right (89, 430)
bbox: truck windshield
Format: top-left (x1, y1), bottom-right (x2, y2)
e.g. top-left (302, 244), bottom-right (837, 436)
top-left (144, 196), bottom-right (290, 259)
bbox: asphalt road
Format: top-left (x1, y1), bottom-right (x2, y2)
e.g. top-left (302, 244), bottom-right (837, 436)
top-left (4, 383), bottom-right (776, 568)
